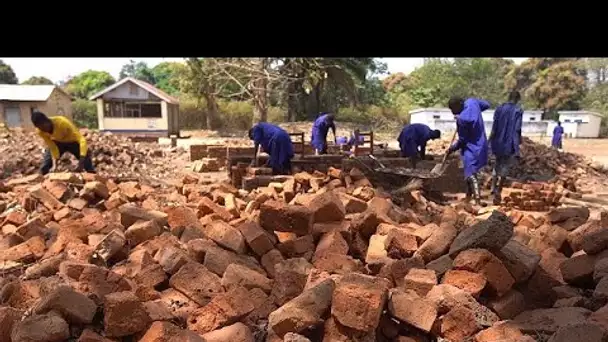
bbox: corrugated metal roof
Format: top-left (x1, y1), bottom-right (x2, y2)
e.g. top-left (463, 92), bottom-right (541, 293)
top-left (0, 85), bottom-right (57, 101)
top-left (89, 77), bottom-right (179, 104)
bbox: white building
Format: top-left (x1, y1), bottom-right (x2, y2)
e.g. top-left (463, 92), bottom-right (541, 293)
top-left (409, 108), bottom-right (603, 138)
top-left (89, 77), bottom-right (180, 137)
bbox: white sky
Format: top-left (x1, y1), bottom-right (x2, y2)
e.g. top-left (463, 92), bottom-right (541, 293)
top-left (0, 57), bottom-right (529, 84)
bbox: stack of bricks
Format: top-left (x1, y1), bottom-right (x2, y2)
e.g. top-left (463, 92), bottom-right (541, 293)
top-left (190, 145), bottom-right (256, 168)
top-left (502, 181), bottom-right (563, 211)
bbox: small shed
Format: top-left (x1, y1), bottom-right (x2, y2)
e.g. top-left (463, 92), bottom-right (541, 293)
top-left (89, 77), bottom-right (180, 137)
top-left (555, 111), bottom-right (603, 138)
top-left (0, 85), bottom-right (73, 129)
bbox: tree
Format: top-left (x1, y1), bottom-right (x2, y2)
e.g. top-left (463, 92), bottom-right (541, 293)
top-left (22, 76), bottom-right (53, 85)
top-left (65, 70), bottom-right (115, 99)
top-left (506, 58), bottom-right (586, 115)
top-left (584, 58), bottom-right (608, 86)
top-left (151, 62), bottom-right (186, 95)
top-left (180, 58), bottom-right (223, 129)
top-left (0, 60), bottom-right (18, 84)
top-left (119, 60), bottom-right (156, 84)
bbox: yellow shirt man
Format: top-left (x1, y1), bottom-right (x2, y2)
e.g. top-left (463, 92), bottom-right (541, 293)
top-left (31, 111), bottom-right (94, 174)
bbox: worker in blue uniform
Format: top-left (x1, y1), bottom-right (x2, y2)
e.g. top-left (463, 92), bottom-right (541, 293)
top-left (249, 122), bottom-right (294, 175)
top-left (311, 113), bottom-right (336, 155)
top-left (552, 121), bottom-right (564, 150)
top-left (447, 96), bottom-right (491, 206)
top-left (489, 91), bottom-right (523, 205)
top-left (397, 123), bottom-right (441, 169)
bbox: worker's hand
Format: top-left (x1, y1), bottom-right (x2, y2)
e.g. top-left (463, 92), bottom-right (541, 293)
top-left (50, 159), bottom-right (58, 173)
top-left (447, 145), bottom-right (457, 155)
top-left (76, 158), bottom-right (85, 172)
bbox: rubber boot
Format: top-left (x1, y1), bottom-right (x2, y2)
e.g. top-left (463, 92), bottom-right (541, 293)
top-left (465, 181), bottom-right (473, 201)
top-left (490, 174), bottom-right (498, 195)
top-left (468, 174), bottom-right (486, 207)
top-left (493, 176), bottom-right (504, 205)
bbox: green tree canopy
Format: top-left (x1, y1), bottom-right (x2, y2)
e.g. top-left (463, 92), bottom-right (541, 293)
top-left (21, 76), bottom-right (54, 85)
top-left (119, 60), bottom-right (156, 84)
top-left (0, 60), bottom-right (18, 84)
top-left (151, 62), bottom-right (186, 95)
top-left (65, 70), bottom-right (116, 99)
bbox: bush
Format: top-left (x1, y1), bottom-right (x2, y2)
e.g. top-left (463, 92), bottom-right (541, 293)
top-left (71, 99), bottom-right (98, 129)
top-left (335, 105), bottom-right (409, 132)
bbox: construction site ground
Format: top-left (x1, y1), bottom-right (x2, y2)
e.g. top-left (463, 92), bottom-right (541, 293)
top-left (3, 126), bottom-right (608, 341)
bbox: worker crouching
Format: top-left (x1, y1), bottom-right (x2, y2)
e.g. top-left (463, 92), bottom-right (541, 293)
top-left (31, 111), bottom-right (95, 175)
top-left (249, 122), bottom-right (294, 175)
top-left (397, 123), bottom-right (441, 169)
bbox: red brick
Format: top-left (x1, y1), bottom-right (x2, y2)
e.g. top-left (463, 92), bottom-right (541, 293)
top-left (221, 263), bottom-right (272, 293)
top-left (474, 321), bottom-right (526, 342)
top-left (442, 270), bottom-right (487, 298)
top-left (269, 279), bottom-right (335, 337)
top-left (314, 231), bottom-right (349, 261)
top-left (340, 193), bottom-right (368, 214)
top-left (403, 268), bottom-right (437, 297)
top-left (68, 197), bottom-right (88, 211)
top-left (277, 234), bottom-right (314, 259)
top-left (197, 197), bottom-right (235, 222)
top-left (30, 184), bottom-right (64, 210)
top-left (237, 220), bottom-right (275, 257)
top-left (548, 322), bottom-right (607, 342)
top-left (486, 289), bottom-right (526, 319)
top-left (205, 220), bottom-right (247, 254)
top-left (4, 211), bottom-right (27, 226)
top-left (78, 328), bottom-right (115, 342)
top-left (15, 217), bottom-right (47, 240)
top-left (159, 289), bottom-right (199, 320)
top-left (496, 239), bottom-right (541, 284)
top-left (169, 262), bottom-right (224, 306)
top-left (35, 285), bottom-right (97, 324)
top-left (185, 238), bottom-right (218, 262)
top-left (138, 321), bottom-right (205, 342)
top-left (155, 246), bottom-right (191, 274)
top-left (366, 234), bottom-right (391, 270)
top-left (560, 252), bottom-right (596, 287)
top-left (438, 306), bottom-right (481, 341)
top-left (527, 224), bottom-right (568, 253)
top-left (0, 236), bottom-right (45, 262)
top-left (308, 191), bottom-right (346, 223)
top-left (165, 205), bottom-right (201, 237)
top-left (203, 246), bottom-right (264, 277)
top-left (271, 258), bottom-right (313, 306)
top-left (93, 229), bottom-right (126, 263)
top-left (202, 322), bottom-right (254, 342)
top-left (104, 291), bottom-right (152, 337)
top-left (134, 264), bottom-right (168, 288)
top-left (414, 222), bottom-right (458, 263)
top-left (514, 307), bottom-right (591, 334)
top-left (388, 289), bottom-right (437, 333)
top-left (125, 220), bottom-right (162, 246)
top-left (261, 249), bottom-right (285, 278)
top-left (259, 200), bottom-right (313, 236)
top-left (11, 311), bottom-right (69, 342)
top-left (119, 203), bottom-right (168, 228)
top-left (385, 228), bottom-right (418, 258)
top-left (425, 254), bottom-right (453, 277)
top-left (331, 272), bottom-right (391, 332)
top-left (322, 316), bottom-right (376, 342)
top-left (187, 286), bottom-right (255, 334)
top-left (453, 249), bottom-right (515, 297)
top-left (0, 307), bottom-right (23, 342)
top-left (43, 179), bottom-right (70, 201)
top-left (83, 181), bottom-right (110, 199)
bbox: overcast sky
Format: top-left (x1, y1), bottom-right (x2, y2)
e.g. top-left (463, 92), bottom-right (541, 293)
top-left (0, 58), bottom-right (529, 84)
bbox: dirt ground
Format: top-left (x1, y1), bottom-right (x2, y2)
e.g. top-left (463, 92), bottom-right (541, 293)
top-left (528, 137), bottom-right (608, 167)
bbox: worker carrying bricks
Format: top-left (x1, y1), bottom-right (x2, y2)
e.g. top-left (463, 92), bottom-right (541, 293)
top-left (31, 110), bottom-right (95, 175)
top-left (311, 112), bottom-right (337, 155)
top-left (489, 91), bottom-right (523, 205)
top-left (397, 123), bottom-right (441, 169)
top-left (446, 97), bottom-right (490, 206)
top-left (249, 122), bottom-right (294, 175)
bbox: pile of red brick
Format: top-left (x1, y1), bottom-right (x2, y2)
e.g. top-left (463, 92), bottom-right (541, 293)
top-left (1, 167), bottom-right (608, 342)
top-left (0, 129), bottom-right (188, 181)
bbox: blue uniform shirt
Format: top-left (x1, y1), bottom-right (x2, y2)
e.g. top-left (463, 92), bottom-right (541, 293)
top-left (490, 102), bottom-right (523, 157)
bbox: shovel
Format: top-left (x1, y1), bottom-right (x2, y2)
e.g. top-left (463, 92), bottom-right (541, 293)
top-left (430, 130), bottom-right (458, 175)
